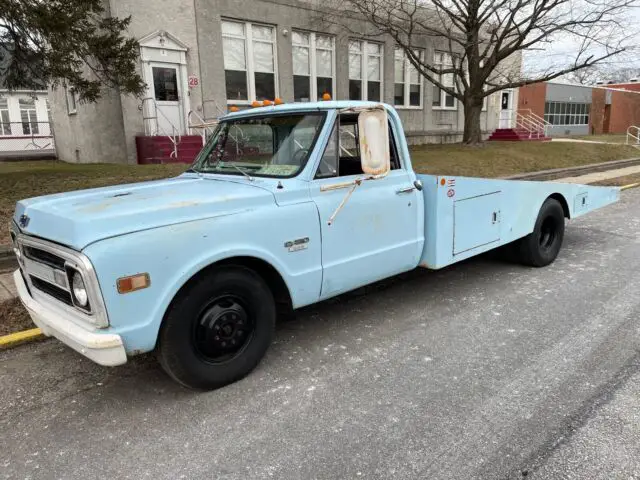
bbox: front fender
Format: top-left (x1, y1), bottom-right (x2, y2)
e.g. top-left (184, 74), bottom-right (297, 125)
top-left (84, 204), bottom-right (322, 354)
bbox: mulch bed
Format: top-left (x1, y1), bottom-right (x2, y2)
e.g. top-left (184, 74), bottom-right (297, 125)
top-left (0, 298), bottom-right (33, 336)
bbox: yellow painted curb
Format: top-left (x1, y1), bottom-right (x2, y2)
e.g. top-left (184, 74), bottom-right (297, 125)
top-left (0, 328), bottom-right (44, 349)
top-left (621, 182), bottom-right (640, 191)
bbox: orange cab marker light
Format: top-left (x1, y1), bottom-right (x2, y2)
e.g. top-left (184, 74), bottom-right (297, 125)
top-left (274, 97), bottom-right (284, 105)
top-left (229, 106), bottom-right (239, 112)
top-left (440, 178), bottom-right (446, 186)
top-left (117, 273), bottom-right (151, 294)
top-left (263, 99), bottom-right (273, 106)
top-left (251, 100), bottom-right (261, 108)
top-left (322, 93), bottom-right (331, 101)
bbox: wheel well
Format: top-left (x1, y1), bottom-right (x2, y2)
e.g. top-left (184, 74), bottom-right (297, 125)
top-left (174, 256), bottom-right (293, 317)
top-left (548, 193), bottom-right (570, 219)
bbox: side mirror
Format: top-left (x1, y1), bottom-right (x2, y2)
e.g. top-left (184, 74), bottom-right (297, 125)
top-left (358, 109), bottom-right (390, 177)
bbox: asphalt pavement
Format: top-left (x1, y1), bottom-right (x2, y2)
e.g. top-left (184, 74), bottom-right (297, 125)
top-left (1, 189), bottom-right (640, 480)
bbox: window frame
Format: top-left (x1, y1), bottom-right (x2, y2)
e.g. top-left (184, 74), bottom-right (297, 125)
top-left (0, 97), bottom-right (11, 136)
top-left (222, 19), bottom-right (279, 105)
top-left (432, 51), bottom-right (458, 111)
top-left (393, 48), bottom-right (424, 110)
top-left (66, 86), bottom-right (77, 115)
top-left (348, 40), bottom-right (384, 102)
top-left (19, 97), bottom-right (39, 135)
top-left (543, 101), bottom-right (590, 126)
top-left (292, 30), bottom-right (336, 102)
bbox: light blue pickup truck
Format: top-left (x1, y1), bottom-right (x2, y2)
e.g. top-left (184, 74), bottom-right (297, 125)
top-left (11, 101), bottom-right (619, 390)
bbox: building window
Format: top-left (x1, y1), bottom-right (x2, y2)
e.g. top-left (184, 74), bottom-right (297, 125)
top-left (349, 40), bottom-right (383, 101)
top-left (544, 102), bottom-right (590, 126)
top-left (292, 31), bottom-right (335, 102)
top-left (19, 98), bottom-right (39, 135)
top-left (432, 52), bottom-right (457, 109)
top-left (222, 20), bottom-right (277, 103)
top-left (394, 48), bottom-right (423, 108)
top-left (66, 87), bottom-right (77, 115)
top-left (0, 98), bottom-right (10, 135)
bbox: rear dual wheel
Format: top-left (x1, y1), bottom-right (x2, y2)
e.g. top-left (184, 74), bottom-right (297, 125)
top-left (157, 266), bottom-right (275, 390)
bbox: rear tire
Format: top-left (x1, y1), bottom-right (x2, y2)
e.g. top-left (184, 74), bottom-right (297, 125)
top-left (518, 198), bottom-right (565, 267)
top-left (157, 266), bottom-right (276, 390)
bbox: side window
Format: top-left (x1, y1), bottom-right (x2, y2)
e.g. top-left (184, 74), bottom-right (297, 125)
top-left (314, 115), bottom-right (402, 179)
top-left (315, 123), bottom-right (338, 178)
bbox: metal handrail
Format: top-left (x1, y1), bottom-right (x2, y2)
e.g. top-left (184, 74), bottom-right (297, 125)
top-left (188, 110), bottom-right (219, 146)
top-left (518, 109), bottom-right (550, 136)
top-left (140, 97), bottom-right (182, 159)
top-left (626, 126), bottom-right (640, 145)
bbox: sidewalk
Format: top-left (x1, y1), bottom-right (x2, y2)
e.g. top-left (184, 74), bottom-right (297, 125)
top-left (554, 164), bottom-right (640, 185)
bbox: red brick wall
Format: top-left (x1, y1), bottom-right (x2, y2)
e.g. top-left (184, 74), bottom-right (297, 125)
top-left (518, 83), bottom-right (547, 118)
top-left (605, 83), bottom-right (640, 92)
top-left (591, 89), bottom-right (606, 134)
top-left (609, 90), bottom-right (640, 133)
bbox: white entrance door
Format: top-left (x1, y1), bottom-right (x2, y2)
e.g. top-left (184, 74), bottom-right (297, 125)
top-left (150, 63), bottom-right (185, 135)
top-left (499, 90), bottom-right (513, 128)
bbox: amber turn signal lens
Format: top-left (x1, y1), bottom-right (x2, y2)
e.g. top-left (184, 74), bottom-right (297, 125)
top-left (440, 178), bottom-right (446, 186)
top-left (117, 273), bottom-right (151, 294)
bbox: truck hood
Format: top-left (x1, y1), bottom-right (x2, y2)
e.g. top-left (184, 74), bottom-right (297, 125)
top-left (13, 176), bottom-right (275, 250)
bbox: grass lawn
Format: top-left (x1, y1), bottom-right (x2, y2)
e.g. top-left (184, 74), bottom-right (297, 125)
top-left (593, 173), bottom-right (640, 187)
top-left (410, 141), bottom-right (637, 177)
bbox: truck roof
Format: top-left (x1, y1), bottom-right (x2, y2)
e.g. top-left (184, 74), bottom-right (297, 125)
top-left (222, 100), bottom-right (384, 120)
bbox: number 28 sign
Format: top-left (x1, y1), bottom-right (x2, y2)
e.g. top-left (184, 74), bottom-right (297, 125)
top-left (188, 75), bottom-right (199, 88)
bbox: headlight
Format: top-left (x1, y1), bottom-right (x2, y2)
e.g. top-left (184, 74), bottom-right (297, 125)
top-left (72, 271), bottom-right (89, 308)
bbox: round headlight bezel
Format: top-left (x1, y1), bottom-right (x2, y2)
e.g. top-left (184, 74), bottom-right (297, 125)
top-left (71, 270), bottom-right (90, 309)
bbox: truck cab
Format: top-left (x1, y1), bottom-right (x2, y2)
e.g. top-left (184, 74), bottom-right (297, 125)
top-left (11, 101), bottom-right (619, 390)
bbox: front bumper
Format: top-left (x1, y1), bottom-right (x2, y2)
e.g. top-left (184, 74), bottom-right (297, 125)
top-left (14, 270), bottom-right (127, 366)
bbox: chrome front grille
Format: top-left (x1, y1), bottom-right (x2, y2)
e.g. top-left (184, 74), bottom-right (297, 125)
top-left (11, 222), bottom-right (109, 327)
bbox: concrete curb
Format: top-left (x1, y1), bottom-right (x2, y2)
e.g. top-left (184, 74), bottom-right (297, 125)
top-left (0, 328), bottom-right (44, 349)
top-left (504, 157), bottom-right (640, 181)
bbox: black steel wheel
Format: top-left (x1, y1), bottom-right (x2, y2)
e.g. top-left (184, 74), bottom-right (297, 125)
top-left (193, 295), bottom-right (254, 364)
top-left (158, 266), bottom-right (276, 390)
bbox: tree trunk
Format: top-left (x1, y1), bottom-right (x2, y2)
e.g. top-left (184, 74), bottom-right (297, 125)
top-left (462, 98), bottom-right (484, 145)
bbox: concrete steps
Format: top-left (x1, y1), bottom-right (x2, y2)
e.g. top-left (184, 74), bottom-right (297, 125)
top-left (488, 128), bottom-right (551, 142)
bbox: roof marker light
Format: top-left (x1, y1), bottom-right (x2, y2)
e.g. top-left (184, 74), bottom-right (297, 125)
top-left (251, 100), bottom-right (261, 107)
top-left (263, 99), bottom-right (273, 106)
top-left (322, 93), bottom-right (332, 101)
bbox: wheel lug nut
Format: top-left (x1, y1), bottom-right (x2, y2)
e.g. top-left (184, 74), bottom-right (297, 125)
top-left (221, 341), bottom-right (226, 347)
top-left (214, 325), bottom-right (220, 331)
top-left (231, 339), bottom-right (236, 345)
top-left (214, 336), bottom-right (220, 340)
top-left (237, 331), bottom-right (243, 336)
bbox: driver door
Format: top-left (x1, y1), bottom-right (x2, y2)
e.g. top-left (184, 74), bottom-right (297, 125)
top-left (310, 115), bottom-right (422, 299)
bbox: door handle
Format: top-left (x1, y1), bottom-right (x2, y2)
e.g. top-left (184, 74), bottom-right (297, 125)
top-left (396, 186), bottom-right (416, 195)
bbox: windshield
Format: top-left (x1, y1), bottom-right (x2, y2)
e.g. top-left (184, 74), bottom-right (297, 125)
top-left (191, 112), bottom-right (326, 178)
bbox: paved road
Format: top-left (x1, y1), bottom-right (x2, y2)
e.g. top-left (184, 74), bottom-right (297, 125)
top-left (2, 189), bottom-right (640, 480)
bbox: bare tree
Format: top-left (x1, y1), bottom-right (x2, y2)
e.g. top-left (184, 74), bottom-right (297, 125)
top-left (326, 0), bottom-right (637, 144)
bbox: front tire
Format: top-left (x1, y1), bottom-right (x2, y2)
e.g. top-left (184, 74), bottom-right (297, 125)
top-left (518, 198), bottom-right (565, 267)
top-left (157, 266), bottom-right (276, 390)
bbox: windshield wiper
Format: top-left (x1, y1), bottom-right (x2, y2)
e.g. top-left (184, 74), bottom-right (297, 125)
top-left (218, 163), bottom-right (255, 181)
